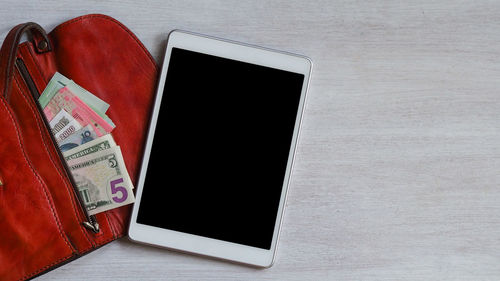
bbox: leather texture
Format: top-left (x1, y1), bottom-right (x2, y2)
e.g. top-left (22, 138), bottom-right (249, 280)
top-left (0, 14), bottom-right (158, 281)
top-left (0, 22), bottom-right (51, 102)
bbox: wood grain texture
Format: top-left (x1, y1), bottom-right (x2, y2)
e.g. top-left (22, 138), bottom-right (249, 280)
top-left (1, 1), bottom-right (500, 280)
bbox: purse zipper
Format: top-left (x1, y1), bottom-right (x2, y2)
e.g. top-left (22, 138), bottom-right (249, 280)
top-left (15, 58), bottom-right (100, 233)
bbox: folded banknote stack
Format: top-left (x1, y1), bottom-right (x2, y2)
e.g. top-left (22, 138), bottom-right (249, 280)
top-left (39, 72), bottom-right (135, 215)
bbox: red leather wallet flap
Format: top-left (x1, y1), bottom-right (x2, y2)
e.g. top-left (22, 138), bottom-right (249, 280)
top-left (17, 13), bottom-right (157, 253)
top-left (0, 14), bottom-right (157, 281)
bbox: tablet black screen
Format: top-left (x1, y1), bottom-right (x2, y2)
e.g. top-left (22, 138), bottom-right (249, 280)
top-left (136, 47), bottom-right (304, 249)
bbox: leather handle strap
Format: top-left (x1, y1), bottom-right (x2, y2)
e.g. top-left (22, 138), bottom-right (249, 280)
top-left (0, 22), bottom-right (52, 103)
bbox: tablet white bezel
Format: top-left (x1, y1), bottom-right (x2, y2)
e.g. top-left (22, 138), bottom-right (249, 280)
top-left (128, 30), bottom-right (312, 267)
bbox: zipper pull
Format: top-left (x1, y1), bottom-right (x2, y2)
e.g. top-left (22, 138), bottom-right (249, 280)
top-left (82, 220), bottom-right (100, 233)
top-left (15, 57), bottom-right (103, 236)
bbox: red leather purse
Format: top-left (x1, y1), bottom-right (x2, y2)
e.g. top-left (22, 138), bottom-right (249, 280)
top-left (0, 14), bottom-right (157, 280)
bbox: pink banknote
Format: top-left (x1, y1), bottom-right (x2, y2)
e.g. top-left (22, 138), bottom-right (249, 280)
top-left (44, 87), bottom-right (114, 137)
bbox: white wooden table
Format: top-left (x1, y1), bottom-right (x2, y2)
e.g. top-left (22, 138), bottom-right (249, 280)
top-left (2, 1), bottom-right (500, 280)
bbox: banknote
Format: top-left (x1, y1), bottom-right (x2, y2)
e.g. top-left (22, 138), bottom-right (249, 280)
top-left (62, 134), bottom-right (134, 189)
top-left (49, 109), bottom-right (82, 139)
top-left (43, 87), bottom-right (114, 136)
top-left (66, 146), bottom-right (135, 215)
top-left (39, 72), bottom-right (115, 128)
top-left (40, 73), bottom-right (133, 215)
top-left (55, 121), bottom-right (83, 143)
top-left (65, 79), bottom-right (115, 128)
top-left (39, 72), bottom-right (67, 108)
top-left (50, 109), bottom-right (72, 134)
top-left (63, 134), bottom-right (117, 160)
top-left (39, 72), bottom-right (110, 114)
top-left (66, 79), bottom-right (110, 115)
top-left (59, 125), bottom-right (98, 152)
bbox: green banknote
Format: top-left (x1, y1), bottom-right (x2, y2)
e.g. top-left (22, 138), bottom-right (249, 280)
top-left (63, 134), bottom-right (117, 160)
top-left (66, 145), bottom-right (134, 215)
top-left (39, 72), bottom-right (115, 128)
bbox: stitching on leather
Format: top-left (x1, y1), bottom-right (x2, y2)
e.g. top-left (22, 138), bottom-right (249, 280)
top-left (20, 232), bottom-right (125, 281)
top-left (17, 53), bottom-right (90, 244)
top-left (0, 92), bottom-right (74, 255)
top-left (100, 235), bottom-right (119, 245)
top-left (24, 47), bottom-right (103, 248)
top-left (104, 211), bottom-right (117, 239)
top-left (22, 16), bottom-right (139, 247)
top-left (17, 254), bottom-right (73, 281)
top-left (10, 77), bottom-right (76, 250)
top-left (3, 25), bottom-right (23, 101)
top-left (20, 232), bottom-right (124, 281)
top-left (14, 74), bottom-right (96, 249)
top-left (51, 14), bottom-right (157, 69)
top-left (13, 74), bottom-right (95, 249)
top-left (82, 235), bottom-right (120, 253)
top-left (18, 50), bottom-right (86, 240)
top-left (47, 14), bottom-right (153, 241)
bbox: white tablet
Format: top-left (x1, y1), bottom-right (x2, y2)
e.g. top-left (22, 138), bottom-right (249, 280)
top-left (128, 30), bottom-right (312, 267)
